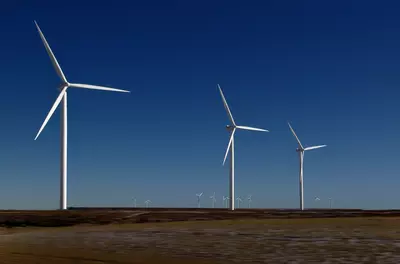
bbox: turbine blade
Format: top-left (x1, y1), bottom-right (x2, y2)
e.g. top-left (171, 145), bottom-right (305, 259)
top-left (223, 128), bottom-right (236, 165)
top-left (236, 126), bottom-right (269, 132)
top-left (304, 145), bottom-right (327, 151)
top-left (34, 87), bottom-right (68, 140)
top-left (218, 84), bottom-right (236, 125)
top-left (34, 21), bottom-right (67, 83)
top-left (288, 122), bottom-right (303, 149)
top-left (69, 83), bottom-right (130, 93)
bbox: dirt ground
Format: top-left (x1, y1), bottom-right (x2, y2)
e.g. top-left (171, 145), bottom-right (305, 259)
top-left (1, 208), bottom-right (400, 227)
top-left (1, 217), bottom-right (400, 263)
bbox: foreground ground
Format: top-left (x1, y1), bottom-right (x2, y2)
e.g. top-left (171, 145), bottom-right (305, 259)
top-left (1, 217), bottom-right (400, 263)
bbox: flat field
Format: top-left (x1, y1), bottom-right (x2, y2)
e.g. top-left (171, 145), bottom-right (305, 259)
top-left (0, 209), bottom-right (399, 263)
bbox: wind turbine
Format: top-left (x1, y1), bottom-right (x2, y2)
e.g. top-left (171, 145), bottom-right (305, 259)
top-left (144, 200), bottom-right (151, 208)
top-left (33, 21), bottom-right (130, 210)
top-left (328, 197), bottom-right (333, 209)
top-left (225, 197), bottom-right (230, 208)
top-left (196, 192), bottom-right (203, 208)
top-left (222, 196), bottom-right (227, 208)
top-left (288, 122), bottom-right (326, 211)
top-left (247, 194), bottom-right (252, 208)
top-left (133, 197), bottom-right (137, 208)
top-left (218, 84), bottom-right (268, 210)
top-left (314, 197), bottom-right (320, 209)
top-left (236, 197), bottom-right (242, 208)
top-left (210, 192), bottom-right (216, 208)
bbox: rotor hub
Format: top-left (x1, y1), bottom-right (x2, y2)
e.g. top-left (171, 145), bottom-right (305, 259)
top-left (58, 82), bottom-right (69, 91)
top-left (226, 125), bottom-right (234, 131)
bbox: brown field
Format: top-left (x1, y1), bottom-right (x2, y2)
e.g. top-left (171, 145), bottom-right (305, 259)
top-left (1, 208), bottom-right (400, 227)
top-left (0, 209), bottom-right (400, 263)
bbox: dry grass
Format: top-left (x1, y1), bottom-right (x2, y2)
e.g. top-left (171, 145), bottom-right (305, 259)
top-left (1, 217), bottom-right (400, 263)
top-left (1, 208), bottom-right (400, 228)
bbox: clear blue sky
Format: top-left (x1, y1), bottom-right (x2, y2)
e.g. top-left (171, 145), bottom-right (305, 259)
top-left (0, 1), bottom-right (399, 209)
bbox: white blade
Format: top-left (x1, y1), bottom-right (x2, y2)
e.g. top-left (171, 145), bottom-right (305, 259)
top-left (69, 83), bottom-right (130, 93)
top-left (34, 21), bottom-right (67, 83)
top-left (236, 126), bottom-right (269, 132)
top-left (223, 128), bottom-right (236, 165)
top-left (34, 86), bottom-right (68, 140)
top-left (288, 122), bottom-right (303, 149)
top-left (218, 84), bottom-right (236, 125)
top-left (304, 145), bottom-right (327, 151)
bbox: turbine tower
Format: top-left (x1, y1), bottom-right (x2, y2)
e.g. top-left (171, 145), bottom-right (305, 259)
top-left (196, 192), bottom-right (203, 208)
top-left (210, 192), bottom-right (216, 208)
top-left (218, 84), bottom-right (268, 211)
top-left (33, 21), bottom-right (130, 210)
top-left (288, 122), bottom-right (326, 211)
top-left (133, 197), bottom-right (137, 208)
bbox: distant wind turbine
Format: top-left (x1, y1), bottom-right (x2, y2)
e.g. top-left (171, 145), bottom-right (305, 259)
top-left (236, 197), bottom-right (243, 208)
top-left (144, 200), bottom-right (151, 208)
top-left (133, 197), bottom-right (137, 208)
top-left (328, 197), bottom-right (333, 209)
top-left (247, 194), bottom-right (253, 208)
top-left (218, 85), bottom-right (268, 210)
top-left (196, 192), bottom-right (203, 208)
top-left (222, 196), bottom-right (227, 208)
top-left (314, 197), bottom-right (320, 209)
top-left (210, 192), bottom-right (216, 208)
top-left (288, 122), bottom-right (326, 211)
top-left (33, 21), bottom-right (130, 210)
top-left (225, 196), bottom-right (230, 208)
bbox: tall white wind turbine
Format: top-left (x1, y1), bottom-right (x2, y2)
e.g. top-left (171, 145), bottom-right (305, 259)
top-left (33, 21), bottom-right (130, 210)
top-left (218, 84), bottom-right (268, 211)
top-left (288, 122), bottom-right (326, 211)
top-left (145, 200), bottom-right (151, 208)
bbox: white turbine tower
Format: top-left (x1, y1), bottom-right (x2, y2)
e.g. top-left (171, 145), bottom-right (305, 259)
top-left (210, 192), bottom-right (216, 208)
top-left (144, 200), bottom-right (151, 208)
top-left (33, 21), bottom-right (130, 210)
top-left (196, 192), bottom-right (203, 208)
top-left (288, 122), bottom-right (326, 211)
top-left (236, 197), bottom-right (242, 208)
top-left (133, 197), bottom-right (137, 208)
top-left (247, 194), bottom-right (253, 208)
top-left (218, 84), bottom-right (268, 211)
